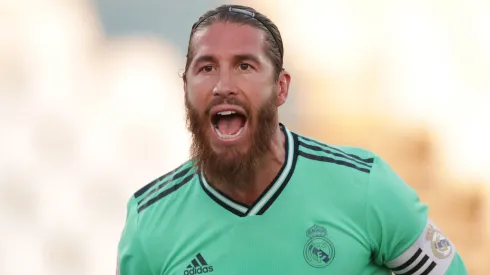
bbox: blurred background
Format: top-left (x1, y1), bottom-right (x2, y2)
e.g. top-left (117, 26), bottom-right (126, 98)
top-left (0, 0), bottom-right (488, 274)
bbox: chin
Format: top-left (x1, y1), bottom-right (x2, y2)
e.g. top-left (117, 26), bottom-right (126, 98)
top-left (209, 137), bottom-right (250, 158)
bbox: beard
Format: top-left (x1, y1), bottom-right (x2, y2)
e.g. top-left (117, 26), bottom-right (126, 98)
top-left (185, 92), bottom-right (277, 190)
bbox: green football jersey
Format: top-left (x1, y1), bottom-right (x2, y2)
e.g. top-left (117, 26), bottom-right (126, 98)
top-left (117, 124), bottom-right (467, 275)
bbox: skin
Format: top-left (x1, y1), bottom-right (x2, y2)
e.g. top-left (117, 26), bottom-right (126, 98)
top-left (184, 22), bottom-right (291, 205)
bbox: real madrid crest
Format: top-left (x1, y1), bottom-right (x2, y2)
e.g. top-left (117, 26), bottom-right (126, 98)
top-left (426, 224), bottom-right (453, 259)
top-left (303, 225), bottom-right (336, 268)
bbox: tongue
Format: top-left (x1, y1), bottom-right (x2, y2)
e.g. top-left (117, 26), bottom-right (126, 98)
top-left (217, 116), bottom-right (243, 135)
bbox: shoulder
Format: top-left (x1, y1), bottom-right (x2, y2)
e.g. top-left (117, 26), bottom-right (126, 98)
top-left (129, 160), bottom-right (198, 214)
top-left (119, 161), bottom-right (198, 262)
top-left (293, 132), bottom-right (407, 190)
top-left (294, 132), bottom-right (377, 175)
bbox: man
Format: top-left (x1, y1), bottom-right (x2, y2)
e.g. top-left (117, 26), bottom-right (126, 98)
top-left (117, 4), bottom-right (468, 275)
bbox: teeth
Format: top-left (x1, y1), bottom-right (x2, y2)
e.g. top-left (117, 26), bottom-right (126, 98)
top-left (214, 126), bottom-right (244, 139)
top-left (217, 111), bottom-right (236, 116)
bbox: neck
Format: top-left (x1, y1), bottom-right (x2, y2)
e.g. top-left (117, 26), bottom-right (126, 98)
top-left (212, 125), bottom-right (286, 206)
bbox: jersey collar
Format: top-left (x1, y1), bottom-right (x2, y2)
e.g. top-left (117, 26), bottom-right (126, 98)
top-left (199, 124), bottom-right (298, 217)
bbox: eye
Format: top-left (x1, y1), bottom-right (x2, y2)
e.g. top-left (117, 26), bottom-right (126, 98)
top-left (239, 63), bottom-right (252, 71)
top-left (200, 65), bottom-right (215, 73)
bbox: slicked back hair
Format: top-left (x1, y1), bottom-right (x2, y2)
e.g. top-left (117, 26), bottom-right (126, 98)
top-left (183, 5), bottom-right (284, 82)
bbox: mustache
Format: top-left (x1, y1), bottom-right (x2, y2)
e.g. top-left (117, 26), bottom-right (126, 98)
top-left (204, 96), bottom-right (250, 116)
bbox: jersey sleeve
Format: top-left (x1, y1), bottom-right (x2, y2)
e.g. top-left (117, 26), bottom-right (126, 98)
top-left (366, 156), bottom-right (468, 275)
top-left (117, 197), bottom-right (153, 275)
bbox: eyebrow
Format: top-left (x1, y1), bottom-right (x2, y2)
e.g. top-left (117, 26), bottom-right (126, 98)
top-left (192, 54), bottom-right (262, 67)
top-left (193, 55), bottom-right (217, 66)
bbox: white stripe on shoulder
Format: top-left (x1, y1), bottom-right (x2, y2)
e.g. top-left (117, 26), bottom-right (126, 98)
top-left (385, 219), bottom-right (456, 275)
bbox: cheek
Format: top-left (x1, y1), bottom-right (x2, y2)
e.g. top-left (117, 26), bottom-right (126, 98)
top-left (239, 75), bottom-right (272, 97)
top-left (186, 77), bottom-right (215, 103)
top-left (242, 82), bottom-right (276, 108)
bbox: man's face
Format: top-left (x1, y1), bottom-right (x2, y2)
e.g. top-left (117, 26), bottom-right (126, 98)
top-left (184, 22), bottom-right (289, 187)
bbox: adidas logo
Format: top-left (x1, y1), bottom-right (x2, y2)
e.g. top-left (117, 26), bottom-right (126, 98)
top-left (184, 253), bottom-right (214, 275)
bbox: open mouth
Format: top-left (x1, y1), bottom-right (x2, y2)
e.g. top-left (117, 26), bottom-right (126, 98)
top-left (211, 108), bottom-right (247, 140)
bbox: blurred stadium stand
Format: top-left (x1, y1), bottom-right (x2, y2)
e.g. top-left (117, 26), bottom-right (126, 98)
top-left (0, 0), bottom-right (488, 274)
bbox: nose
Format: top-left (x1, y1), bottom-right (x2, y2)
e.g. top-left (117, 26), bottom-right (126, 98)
top-left (212, 69), bottom-right (238, 97)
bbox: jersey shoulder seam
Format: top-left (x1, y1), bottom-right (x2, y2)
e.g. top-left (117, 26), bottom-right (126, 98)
top-left (134, 160), bottom-right (193, 200)
top-left (296, 133), bottom-right (375, 174)
top-left (134, 160), bottom-right (197, 213)
top-left (364, 154), bottom-right (382, 254)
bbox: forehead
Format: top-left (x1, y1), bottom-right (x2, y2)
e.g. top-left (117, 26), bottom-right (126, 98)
top-left (191, 22), bottom-right (267, 59)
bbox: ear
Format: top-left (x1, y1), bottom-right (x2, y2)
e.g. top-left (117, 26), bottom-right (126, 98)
top-left (183, 75), bottom-right (187, 94)
top-left (276, 70), bottom-right (291, 107)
